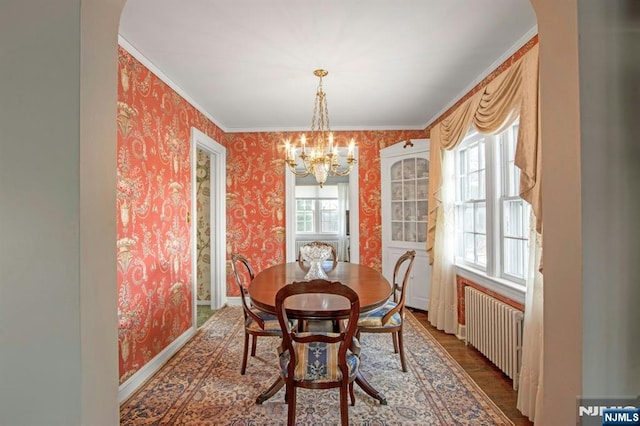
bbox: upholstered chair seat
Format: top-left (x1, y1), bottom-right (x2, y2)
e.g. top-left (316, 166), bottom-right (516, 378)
top-left (275, 279), bottom-right (361, 426)
top-left (245, 309), bottom-right (282, 332)
top-left (278, 333), bottom-right (361, 382)
top-left (356, 250), bottom-right (416, 372)
top-left (357, 301), bottom-right (403, 328)
top-left (231, 252), bottom-right (293, 375)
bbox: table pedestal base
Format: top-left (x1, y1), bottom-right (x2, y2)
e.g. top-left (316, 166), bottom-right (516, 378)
top-left (255, 374), bottom-right (387, 406)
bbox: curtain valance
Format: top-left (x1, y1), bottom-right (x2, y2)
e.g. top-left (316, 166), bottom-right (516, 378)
top-left (427, 44), bottom-right (540, 263)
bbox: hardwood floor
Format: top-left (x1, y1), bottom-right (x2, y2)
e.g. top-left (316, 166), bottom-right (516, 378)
top-left (410, 308), bottom-right (533, 426)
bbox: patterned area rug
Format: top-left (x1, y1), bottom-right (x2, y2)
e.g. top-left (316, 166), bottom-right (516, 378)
top-left (120, 306), bottom-right (513, 425)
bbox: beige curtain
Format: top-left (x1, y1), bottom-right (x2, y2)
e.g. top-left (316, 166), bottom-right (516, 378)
top-left (427, 44), bottom-right (541, 263)
top-left (517, 218), bottom-right (544, 422)
top-left (425, 43), bottom-right (543, 416)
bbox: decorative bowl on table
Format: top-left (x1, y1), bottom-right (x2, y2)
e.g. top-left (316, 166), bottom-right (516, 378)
top-left (299, 243), bottom-right (332, 280)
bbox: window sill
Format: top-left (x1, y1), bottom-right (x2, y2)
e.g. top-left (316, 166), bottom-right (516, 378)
top-left (454, 264), bottom-right (526, 305)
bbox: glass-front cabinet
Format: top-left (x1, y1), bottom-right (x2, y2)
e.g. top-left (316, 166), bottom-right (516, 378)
top-left (389, 157), bottom-right (429, 244)
top-left (381, 139), bottom-right (431, 310)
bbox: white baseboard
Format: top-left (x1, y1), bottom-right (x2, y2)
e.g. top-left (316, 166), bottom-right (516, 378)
top-left (118, 326), bottom-right (197, 403)
top-left (225, 297), bottom-right (242, 307)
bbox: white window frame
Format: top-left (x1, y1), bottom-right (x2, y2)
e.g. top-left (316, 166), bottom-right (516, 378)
top-left (454, 121), bottom-right (529, 290)
top-left (295, 186), bottom-right (340, 236)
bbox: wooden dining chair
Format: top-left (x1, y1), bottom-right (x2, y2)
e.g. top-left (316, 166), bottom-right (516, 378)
top-left (356, 250), bottom-right (416, 372)
top-left (275, 279), bottom-right (361, 426)
top-left (230, 253), bottom-right (285, 375)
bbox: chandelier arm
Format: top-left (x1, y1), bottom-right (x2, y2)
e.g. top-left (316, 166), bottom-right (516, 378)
top-left (330, 164), bottom-right (355, 177)
top-left (285, 162), bottom-right (311, 177)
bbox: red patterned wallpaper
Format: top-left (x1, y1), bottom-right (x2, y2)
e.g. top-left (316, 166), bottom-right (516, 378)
top-left (224, 130), bottom-right (429, 297)
top-left (116, 34), bottom-right (537, 383)
top-left (116, 47), bottom-right (225, 383)
top-left (116, 45), bottom-right (427, 382)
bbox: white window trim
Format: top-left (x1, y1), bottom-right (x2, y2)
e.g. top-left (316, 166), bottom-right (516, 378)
top-left (454, 123), bottom-right (528, 294)
top-left (455, 264), bottom-right (525, 304)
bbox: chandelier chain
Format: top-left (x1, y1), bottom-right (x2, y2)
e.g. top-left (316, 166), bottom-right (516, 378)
top-left (284, 69), bottom-right (356, 187)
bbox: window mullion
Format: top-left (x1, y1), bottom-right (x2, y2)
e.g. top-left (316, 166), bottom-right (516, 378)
top-left (485, 134), bottom-right (500, 278)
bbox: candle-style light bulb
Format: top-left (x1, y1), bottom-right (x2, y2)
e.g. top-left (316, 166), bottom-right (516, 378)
top-left (284, 140), bottom-right (291, 160)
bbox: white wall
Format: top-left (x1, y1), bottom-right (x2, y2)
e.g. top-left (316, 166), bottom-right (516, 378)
top-left (0, 0), bottom-right (123, 424)
top-left (532, 1), bottom-right (583, 424)
top-left (1, 1), bottom-right (637, 424)
top-left (533, 0), bottom-right (640, 423)
top-left (577, 0), bottom-right (640, 396)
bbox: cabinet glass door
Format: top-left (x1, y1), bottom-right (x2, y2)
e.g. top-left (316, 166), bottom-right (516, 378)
top-left (390, 157), bottom-right (429, 243)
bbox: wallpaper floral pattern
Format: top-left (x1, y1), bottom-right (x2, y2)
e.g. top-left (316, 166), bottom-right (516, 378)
top-left (117, 35), bottom-right (537, 385)
top-left (117, 44), bottom-right (427, 382)
top-left (116, 47), bottom-right (224, 383)
top-left (224, 130), bottom-right (428, 297)
top-left (196, 148), bottom-right (211, 301)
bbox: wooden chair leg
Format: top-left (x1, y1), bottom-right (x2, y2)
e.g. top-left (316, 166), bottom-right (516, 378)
top-left (286, 385), bottom-right (297, 426)
top-left (241, 332), bottom-right (250, 375)
top-left (397, 329), bottom-right (407, 372)
top-left (349, 382), bottom-right (356, 406)
top-left (339, 384), bottom-right (349, 426)
top-left (392, 331), bottom-right (399, 353)
top-left (251, 335), bottom-right (258, 356)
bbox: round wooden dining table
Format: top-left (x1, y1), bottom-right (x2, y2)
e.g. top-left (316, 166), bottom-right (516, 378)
top-left (249, 261), bottom-right (392, 405)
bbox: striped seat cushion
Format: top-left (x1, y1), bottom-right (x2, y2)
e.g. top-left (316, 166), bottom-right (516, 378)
top-left (357, 301), bottom-right (402, 328)
top-left (278, 333), bottom-right (361, 382)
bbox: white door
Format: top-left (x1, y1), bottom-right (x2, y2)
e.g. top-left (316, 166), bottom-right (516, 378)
top-left (380, 139), bottom-right (431, 310)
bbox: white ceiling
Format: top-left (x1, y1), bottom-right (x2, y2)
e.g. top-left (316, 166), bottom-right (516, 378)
top-left (119, 0), bottom-right (537, 133)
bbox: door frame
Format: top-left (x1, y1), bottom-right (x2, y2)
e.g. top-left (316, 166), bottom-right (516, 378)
top-left (285, 148), bottom-right (360, 264)
top-left (191, 127), bottom-right (227, 324)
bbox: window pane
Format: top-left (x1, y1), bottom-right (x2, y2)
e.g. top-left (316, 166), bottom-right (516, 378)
top-left (478, 169), bottom-right (486, 199)
top-left (459, 175), bottom-right (468, 201)
top-left (476, 234), bottom-right (487, 266)
top-left (503, 199), bottom-right (523, 238)
top-left (468, 171), bottom-right (479, 200)
top-left (469, 144), bottom-right (479, 171)
top-left (319, 200), bottom-right (338, 233)
top-left (504, 237), bottom-right (526, 279)
top-left (463, 204), bottom-right (474, 232)
top-left (464, 233), bottom-right (475, 262)
top-left (475, 202), bottom-right (486, 234)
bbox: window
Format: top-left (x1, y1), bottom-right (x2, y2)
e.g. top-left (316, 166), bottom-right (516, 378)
top-left (454, 121), bottom-right (530, 285)
top-left (295, 185), bottom-right (340, 235)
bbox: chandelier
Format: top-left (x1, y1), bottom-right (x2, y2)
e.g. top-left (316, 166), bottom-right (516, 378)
top-left (284, 69), bottom-right (356, 187)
